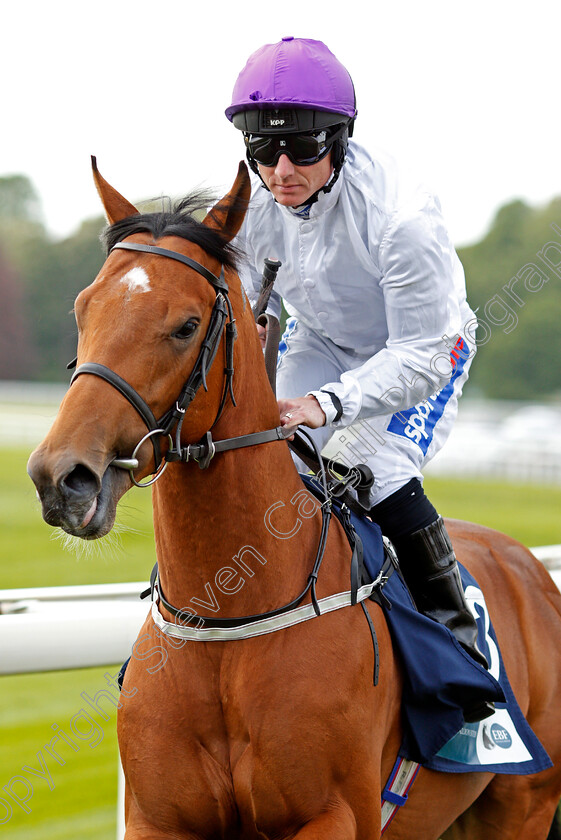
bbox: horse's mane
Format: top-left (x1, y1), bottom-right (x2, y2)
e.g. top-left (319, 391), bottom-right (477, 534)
top-left (102, 191), bottom-right (242, 270)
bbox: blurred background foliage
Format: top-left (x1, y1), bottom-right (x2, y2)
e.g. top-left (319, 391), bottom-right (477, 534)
top-left (1, 173), bottom-right (561, 400)
top-left (459, 197), bottom-right (561, 400)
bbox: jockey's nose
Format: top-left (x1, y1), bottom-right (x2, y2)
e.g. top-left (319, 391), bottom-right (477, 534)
top-left (274, 154), bottom-right (296, 178)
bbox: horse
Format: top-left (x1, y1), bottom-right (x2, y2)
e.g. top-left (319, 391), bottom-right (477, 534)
top-left (27, 159), bottom-right (561, 839)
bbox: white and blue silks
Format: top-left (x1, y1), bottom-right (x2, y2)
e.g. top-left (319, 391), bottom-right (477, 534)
top-left (235, 140), bottom-right (477, 505)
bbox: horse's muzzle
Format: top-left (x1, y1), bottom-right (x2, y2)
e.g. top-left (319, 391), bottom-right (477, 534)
top-left (27, 449), bottom-right (123, 538)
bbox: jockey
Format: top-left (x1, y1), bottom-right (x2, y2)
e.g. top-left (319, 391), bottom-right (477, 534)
top-left (226, 36), bottom-right (492, 717)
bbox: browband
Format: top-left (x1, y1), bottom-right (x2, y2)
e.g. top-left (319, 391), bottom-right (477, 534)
top-left (111, 242), bottom-right (228, 292)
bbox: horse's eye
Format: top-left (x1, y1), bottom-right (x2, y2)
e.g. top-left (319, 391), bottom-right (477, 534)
top-left (172, 319), bottom-right (199, 340)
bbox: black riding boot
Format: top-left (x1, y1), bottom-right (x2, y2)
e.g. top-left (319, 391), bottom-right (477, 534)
top-left (370, 479), bottom-right (494, 722)
top-left (394, 516), bottom-right (488, 666)
top-left (393, 516), bottom-right (495, 722)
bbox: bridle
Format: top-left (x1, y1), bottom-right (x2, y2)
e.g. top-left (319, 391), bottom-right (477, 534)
top-left (70, 238), bottom-right (372, 505)
top-left (70, 240), bottom-right (289, 486)
top-left (70, 236), bottom-right (385, 664)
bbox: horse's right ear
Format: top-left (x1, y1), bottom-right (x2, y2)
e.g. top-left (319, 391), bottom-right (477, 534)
top-left (203, 161), bottom-right (251, 242)
top-left (91, 156), bottom-right (139, 224)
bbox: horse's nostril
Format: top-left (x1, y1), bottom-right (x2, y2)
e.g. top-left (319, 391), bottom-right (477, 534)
top-left (60, 464), bottom-right (100, 499)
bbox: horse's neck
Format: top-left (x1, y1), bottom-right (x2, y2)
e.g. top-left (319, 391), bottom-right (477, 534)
top-left (150, 315), bottom-right (326, 618)
top-left (152, 433), bottom-right (319, 618)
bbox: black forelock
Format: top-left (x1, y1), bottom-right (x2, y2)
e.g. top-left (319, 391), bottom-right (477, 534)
top-left (101, 191), bottom-right (241, 271)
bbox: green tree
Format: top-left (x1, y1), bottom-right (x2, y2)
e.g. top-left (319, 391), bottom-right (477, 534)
top-left (3, 170), bottom-right (561, 399)
top-left (459, 197), bottom-right (561, 400)
top-left (0, 245), bottom-right (38, 378)
top-left (22, 216), bottom-right (105, 380)
top-left (0, 174), bottom-right (106, 381)
top-left (0, 175), bottom-right (46, 378)
top-left (0, 174), bottom-right (43, 223)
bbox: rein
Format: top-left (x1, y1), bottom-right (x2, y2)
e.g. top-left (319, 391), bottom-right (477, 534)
top-left (143, 425), bottom-right (391, 686)
top-left (150, 432), bottom-right (334, 630)
top-left (139, 425), bottom-right (336, 629)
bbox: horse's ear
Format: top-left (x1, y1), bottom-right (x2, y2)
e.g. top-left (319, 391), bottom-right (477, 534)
top-left (91, 156), bottom-right (140, 224)
top-left (203, 161), bottom-right (251, 242)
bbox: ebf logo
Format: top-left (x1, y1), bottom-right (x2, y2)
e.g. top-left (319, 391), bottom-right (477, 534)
top-left (490, 724), bottom-right (512, 749)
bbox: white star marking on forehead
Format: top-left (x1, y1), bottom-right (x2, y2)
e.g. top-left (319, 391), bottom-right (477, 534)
top-left (120, 267), bottom-right (151, 293)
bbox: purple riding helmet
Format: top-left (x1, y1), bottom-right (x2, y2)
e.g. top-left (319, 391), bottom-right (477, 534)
top-left (226, 37), bottom-right (357, 198)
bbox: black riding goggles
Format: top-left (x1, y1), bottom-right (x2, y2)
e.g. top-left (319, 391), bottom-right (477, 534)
top-left (244, 124), bottom-right (346, 168)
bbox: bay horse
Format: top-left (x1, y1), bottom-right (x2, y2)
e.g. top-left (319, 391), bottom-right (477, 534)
top-left (28, 159), bottom-right (561, 839)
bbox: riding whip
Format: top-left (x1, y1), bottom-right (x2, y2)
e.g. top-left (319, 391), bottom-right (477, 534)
top-left (253, 258), bottom-right (282, 392)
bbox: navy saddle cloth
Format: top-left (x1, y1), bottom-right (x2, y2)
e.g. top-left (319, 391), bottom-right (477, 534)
top-left (300, 475), bottom-right (551, 773)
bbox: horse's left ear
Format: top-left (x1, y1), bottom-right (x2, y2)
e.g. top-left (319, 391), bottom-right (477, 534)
top-left (91, 156), bottom-right (140, 224)
top-left (203, 161), bottom-right (251, 242)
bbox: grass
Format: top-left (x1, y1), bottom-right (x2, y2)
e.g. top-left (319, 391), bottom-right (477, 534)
top-left (5, 448), bottom-right (561, 592)
top-left (1, 448), bottom-right (155, 589)
top-left (1, 448), bottom-right (154, 838)
top-left (423, 474), bottom-right (561, 548)
top-left (0, 667), bottom-right (120, 839)
top-left (2, 445), bottom-right (560, 837)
